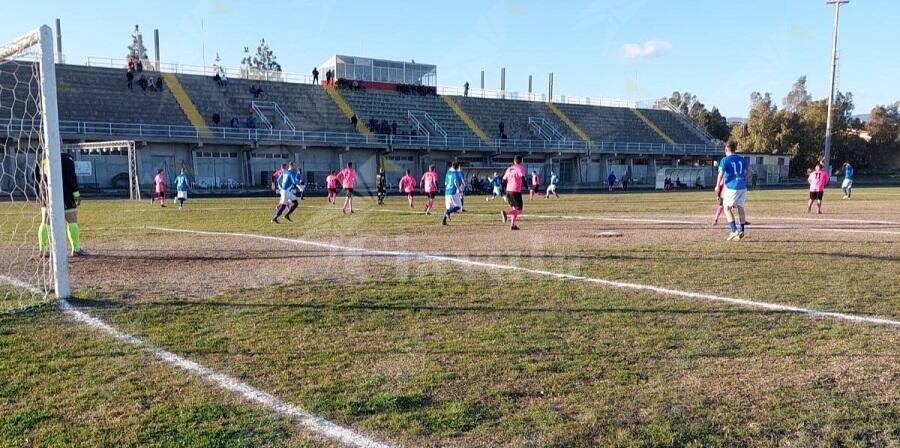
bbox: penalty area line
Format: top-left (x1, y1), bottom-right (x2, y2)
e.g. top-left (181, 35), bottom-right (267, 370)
top-left (0, 277), bottom-right (391, 448)
top-left (148, 226), bottom-right (900, 329)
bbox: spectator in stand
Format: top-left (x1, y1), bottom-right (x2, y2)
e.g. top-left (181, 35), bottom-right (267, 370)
top-left (127, 57), bottom-right (135, 72)
top-left (368, 118), bottom-right (377, 132)
top-left (621, 175), bottom-right (629, 191)
top-left (312, 67), bottom-right (319, 84)
top-left (247, 115), bottom-right (257, 129)
top-left (464, 81), bottom-right (469, 97)
top-left (136, 59), bottom-right (143, 72)
top-left (350, 114), bottom-right (358, 128)
top-left (230, 116), bottom-right (239, 128)
top-left (146, 76), bottom-right (156, 91)
top-left (138, 75), bottom-right (148, 91)
top-left (380, 120), bottom-right (390, 135)
top-left (212, 113), bottom-right (221, 126)
top-left (391, 121), bottom-right (398, 135)
top-left (126, 69), bottom-right (134, 90)
top-left (249, 84), bottom-right (263, 98)
top-left (498, 120), bottom-right (505, 138)
top-left (155, 77), bottom-right (163, 91)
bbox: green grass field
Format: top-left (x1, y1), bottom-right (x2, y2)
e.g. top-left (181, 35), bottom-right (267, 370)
top-left (2, 187), bottom-right (899, 447)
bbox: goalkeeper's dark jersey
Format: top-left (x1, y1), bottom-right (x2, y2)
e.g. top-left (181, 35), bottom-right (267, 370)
top-left (34, 153), bottom-right (80, 210)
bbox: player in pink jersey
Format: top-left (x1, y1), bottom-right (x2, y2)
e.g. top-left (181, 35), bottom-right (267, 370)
top-left (713, 176), bottom-right (725, 225)
top-left (529, 170), bottom-right (541, 200)
top-left (806, 163), bottom-right (830, 214)
top-left (337, 162), bottom-right (357, 213)
top-left (399, 170), bottom-right (416, 208)
top-left (153, 169), bottom-right (166, 207)
top-left (420, 164), bottom-right (439, 215)
top-left (325, 170), bottom-right (338, 204)
top-left (500, 155), bottom-right (526, 230)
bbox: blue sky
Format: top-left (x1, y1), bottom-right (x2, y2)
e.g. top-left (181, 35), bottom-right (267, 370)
top-left (5, 0), bottom-right (897, 117)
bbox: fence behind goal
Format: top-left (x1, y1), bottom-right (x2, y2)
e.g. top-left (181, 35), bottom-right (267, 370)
top-left (0, 25), bottom-right (70, 312)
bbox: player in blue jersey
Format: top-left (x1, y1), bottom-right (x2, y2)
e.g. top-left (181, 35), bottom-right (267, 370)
top-left (486, 172), bottom-right (503, 201)
top-left (174, 168), bottom-right (191, 210)
top-left (545, 170), bottom-right (560, 199)
top-left (715, 141), bottom-right (748, 241)
top-left (442, 162), bottom-right (465, 226)
top-left (841, 161), bottom-right (855, 199)
top-left (272, 162), bottom-right (299, 223)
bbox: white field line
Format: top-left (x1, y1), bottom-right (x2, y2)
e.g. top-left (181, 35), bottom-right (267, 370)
top-left (680, 215), bottom-right (900, 225)
top-left (149, 226), bottom-right (900, 329)
top-left (0, 277), bottom-right (390, 448)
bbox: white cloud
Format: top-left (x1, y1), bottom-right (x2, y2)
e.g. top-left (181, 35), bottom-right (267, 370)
top-left (620, 40), bottom-right (673, 59)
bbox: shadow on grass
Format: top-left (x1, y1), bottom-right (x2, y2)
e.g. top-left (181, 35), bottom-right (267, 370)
top-left (68, 296), bottom-right (792, 318)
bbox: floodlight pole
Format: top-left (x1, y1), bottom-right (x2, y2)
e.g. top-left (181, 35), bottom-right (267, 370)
top-left (823, 0), bottom-right (849, 176)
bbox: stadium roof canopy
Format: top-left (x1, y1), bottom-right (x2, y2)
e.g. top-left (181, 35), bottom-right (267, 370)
top-left (319, 55), bottom-right (436, 86)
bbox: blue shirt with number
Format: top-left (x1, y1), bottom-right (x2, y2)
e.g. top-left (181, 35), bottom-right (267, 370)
top-left (719, 154), bottom-right (747, 190)
top-left (279, 170), bottom-right (298, 191)
top-left (844, 164), bottom-right (854, 180)
top-left (175, 173), bottom-right (190, 191)
top-left (445, 169), bottom-right (464, 196)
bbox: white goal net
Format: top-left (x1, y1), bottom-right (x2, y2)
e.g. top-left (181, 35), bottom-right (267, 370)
top-left (0, 26), bottom-right (70, 312)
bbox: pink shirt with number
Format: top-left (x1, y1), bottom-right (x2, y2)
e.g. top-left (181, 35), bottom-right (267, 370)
top-left (399, 174), bottom-right (415, 193)
top-left (421, 172), bottom-right (438, 193)
top-left (808, 171), bottom-right (829, 192)
top-left (338, 167), bottom-right (357, 189)
top-left (326, 175), bottom-right (337, 189)
top-left (503, 163), bottom-right (526, 193)
top-left (154, 174), bottom-right (166, 193)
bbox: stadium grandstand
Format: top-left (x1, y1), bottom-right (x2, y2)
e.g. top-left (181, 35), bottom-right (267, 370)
top-left (1, 54), bottom-right (745, 193)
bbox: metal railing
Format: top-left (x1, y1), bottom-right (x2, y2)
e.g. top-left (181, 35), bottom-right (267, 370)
top-left (528, 117), bottom-right (566, 142)
top-left (1, 119), bottom-right (722, 155)
top-left (85, 56), bottom-right (660, 110)
top-left (406, 111), bottom-right (429, 137)
top-left (656, 99), bottom-right (719, 144)
top-left (250, 101), bottom-right (295, 131)
top-left (408, 110), bottom-right (447, 138)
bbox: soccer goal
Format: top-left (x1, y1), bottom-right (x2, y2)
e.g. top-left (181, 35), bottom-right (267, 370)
top-left (0, 25), bottom-right (70, 311)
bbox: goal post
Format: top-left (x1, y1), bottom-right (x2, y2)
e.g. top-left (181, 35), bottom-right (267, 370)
top-left (0, 25), bottom-right (70, 309)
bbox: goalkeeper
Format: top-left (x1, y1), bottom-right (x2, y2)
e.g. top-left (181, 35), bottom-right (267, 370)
top-left (34, 151), bottom-right (85, 257)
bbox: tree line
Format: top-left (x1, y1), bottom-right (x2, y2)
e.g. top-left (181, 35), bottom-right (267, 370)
top-left (668, 77), bottom-right (900, 176)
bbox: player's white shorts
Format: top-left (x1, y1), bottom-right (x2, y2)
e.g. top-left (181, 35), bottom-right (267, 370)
top-left (279, 189), bottom-right (297, 204)
top-left (842, 179), bottom-right (853, 189)
top-left (445, 193), bottom-right (462, 210)
top-left (176, 190), bottom-right (187, 200)
top-left (722, 188), bottom-right (746, 208)
top-left (546, 185), bottom-right (557, 194)
top-left (492, 186), bottom-right (502, 196)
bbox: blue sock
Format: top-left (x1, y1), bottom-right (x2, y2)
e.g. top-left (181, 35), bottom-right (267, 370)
top-left (739, 223), bottom-right (745, 233)
top-left (286, 201), bottom-right (298, 218)
top-left (447, 206), bottom-right (461, 215)
top-left (729, 221), bottom-right (737, 232)
top-left (273, 205), bottom-right (285, 219)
